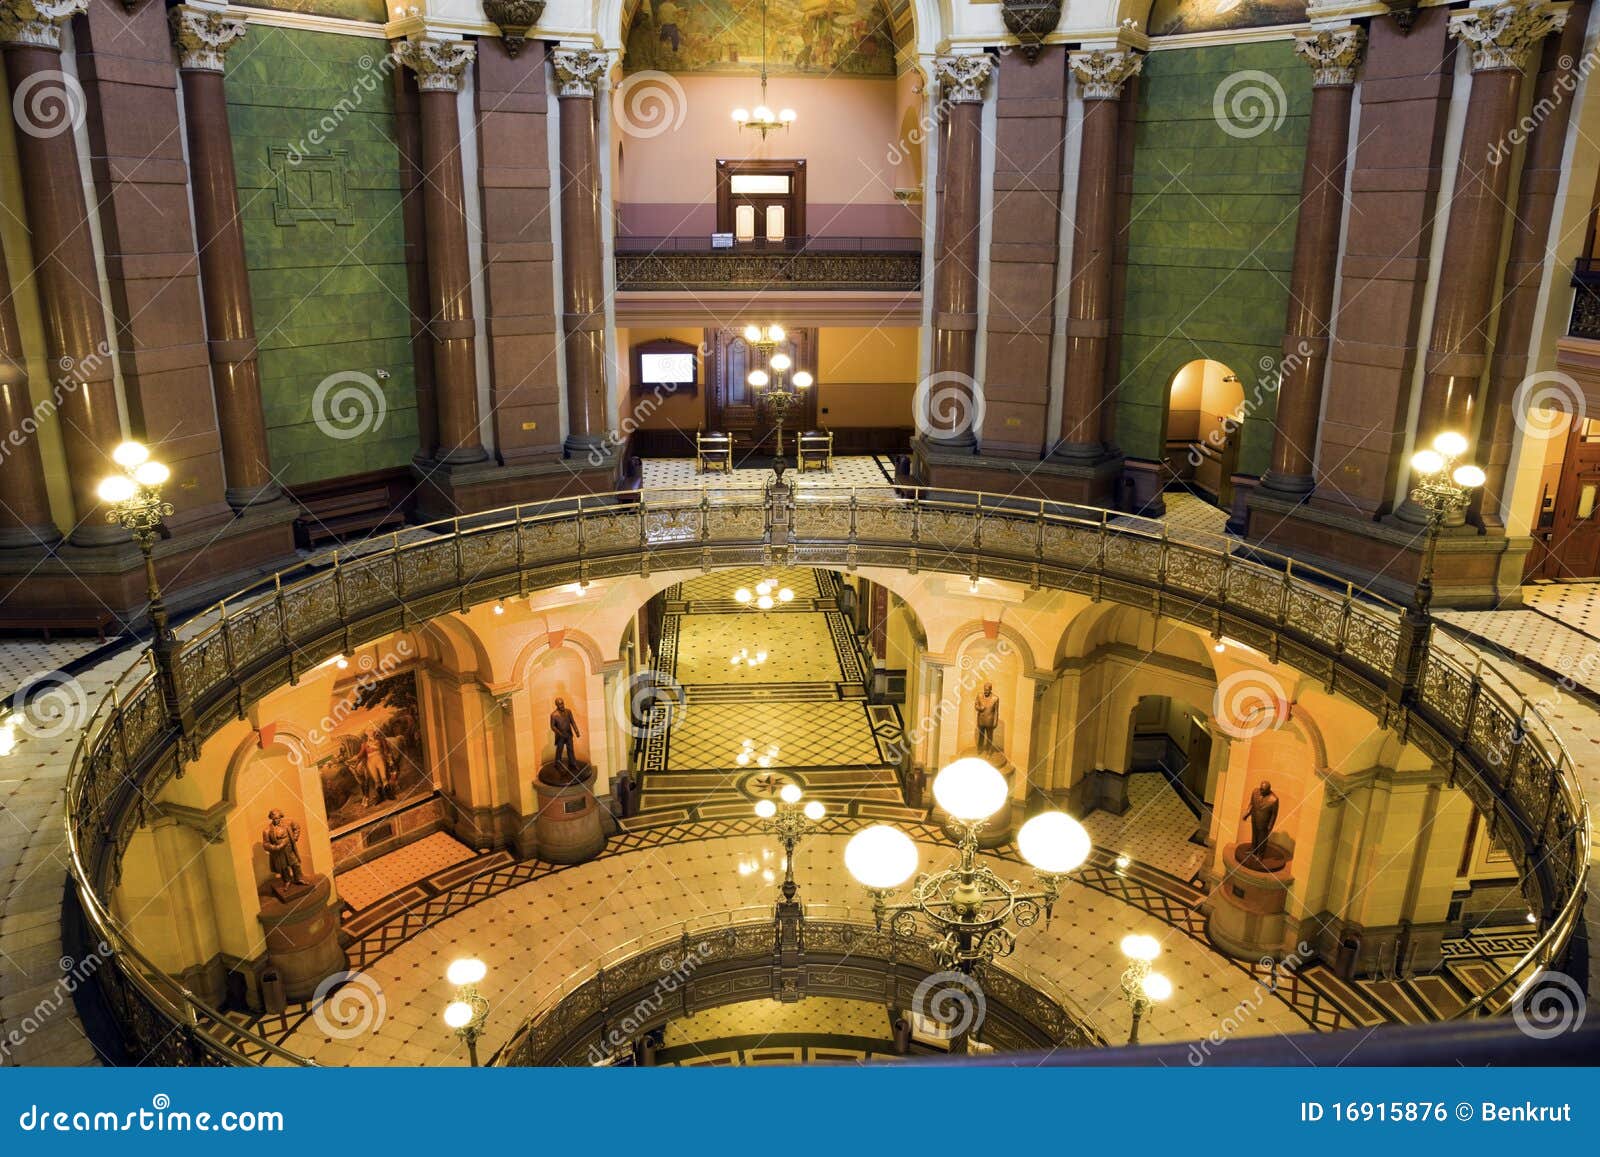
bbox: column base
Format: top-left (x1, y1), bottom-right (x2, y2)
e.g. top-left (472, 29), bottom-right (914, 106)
top-left (411, 451), bottom-right (623, 521)
top-left (911, 436), bottom-right (1124, 506)
top-left (1245, 488), bottom-right (1530, 608)
top-left (225, 482), bottom-right (284, 512)
top-left (0, 523), bottom-right (62, 550)
top-left (1256, 470), bottom-right (1314, 502)
top-left (435, 445), bottom-right (490, 467)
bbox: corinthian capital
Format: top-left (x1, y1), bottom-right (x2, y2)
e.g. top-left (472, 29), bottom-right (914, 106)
top-left (1448, 0), bottom-right (1567, 72)
top-left (933, 53), bottom-right (993, 104)
top-left (1069, 49), bottom-right (1143, 100)
top-left (1293, 26), bottom-right (1365, 86)
top-left (552, 47), bottom-right (612, 98)
top-left (0, 0), bottom-right (87, 49)
top-left (170, 6), bottom-right (247, 73)
top-left (394, 36), bottom-right (475, 93)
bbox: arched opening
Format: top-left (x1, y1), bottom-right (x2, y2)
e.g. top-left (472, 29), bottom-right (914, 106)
top-left (1162, 358), bottom-right (1246, 510)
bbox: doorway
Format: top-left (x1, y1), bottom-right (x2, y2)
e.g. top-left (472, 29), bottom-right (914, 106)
top-left (1162, 359), bottom-right (1245, 508)
top-left (717, 159), bottom-right (806, 244)
top-left (706, 325), bottom-right (818, 457)
top-left (1540, 417), bottom-right (1600, 578)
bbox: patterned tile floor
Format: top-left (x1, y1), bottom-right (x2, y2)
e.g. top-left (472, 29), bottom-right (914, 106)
top-left (661, 994), bottom-right (893, 1051)
top-left (641, 455), bottom-right (897, 493)
top-left (670, 612), bottom-right (846, 686)
top-left (335, 832), bottom-right (477, 911)
top-left (1081, 773), bottom-right (1209, 885)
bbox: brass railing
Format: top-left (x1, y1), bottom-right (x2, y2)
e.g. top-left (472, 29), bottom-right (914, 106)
top-left (62, 483), bottom-right (1592, 1066)
top-left (491, 903), bottom-right (1107, 1066)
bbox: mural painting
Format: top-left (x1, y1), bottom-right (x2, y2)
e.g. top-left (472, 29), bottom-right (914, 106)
top-left (1145, 0), bottom-right (1306, 37)
top-left (624, 0), bottom-right (897, 76)
top-left (241, 0), bottom-right (388, 22)
top-left (316, 670), bottom-right (433, 832)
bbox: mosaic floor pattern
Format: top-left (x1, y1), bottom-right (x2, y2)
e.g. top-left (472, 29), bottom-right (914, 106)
top-left (335, 832), bottom-right (477, 912)
top-left (1081, 772), bottom-right (1209, 885)
top-left (641, 456), bottom-right (897, 493)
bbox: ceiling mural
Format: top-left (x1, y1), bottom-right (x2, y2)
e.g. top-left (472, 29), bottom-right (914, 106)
top-left (1144, 0), bottom-right (1306, 37)
top-left (623, 0), bottom-right (900, 77)
top-left (240, 0), bottom-right (387, 21)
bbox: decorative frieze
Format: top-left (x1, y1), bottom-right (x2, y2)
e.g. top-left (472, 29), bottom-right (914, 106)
top-left (1448, 0), bottom-right (1566, 72)
top-left (394, 36), bottom-right (475, 93)
top-left (0, 0), bottom-right (86, 50)
top-left (169, 5), bottom-right (247, 73)
top-left (933, 53), bottom-right (993, 104)
top-left (1293, 25), bottom-right (1365, 87)
top-left (1068, 49), bottom-right (1143, 101)
top-left (552, 47), bottom-right (610, 98)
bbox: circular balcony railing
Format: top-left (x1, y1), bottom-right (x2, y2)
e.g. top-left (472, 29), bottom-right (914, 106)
top-left (61, 483), bottom-right (1591, 1066)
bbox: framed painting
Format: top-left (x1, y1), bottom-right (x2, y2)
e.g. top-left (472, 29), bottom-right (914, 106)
top-left (316, 669), bottom-right (435, 834)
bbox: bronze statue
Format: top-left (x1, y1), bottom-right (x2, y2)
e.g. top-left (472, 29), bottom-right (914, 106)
top-left (550, 697), bottom-right (582, 768)
top-left (262, 809), bottom-right (308, 889)
top-left (974, 682), bottom-right (1000, 754)
top-left (1240, 780), bottom-right (1280, 868)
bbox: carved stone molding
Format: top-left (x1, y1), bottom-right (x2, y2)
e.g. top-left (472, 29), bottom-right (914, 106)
top-left (170, 5), bottom-right (247, 73)
top-left (0, 0), bottom-right (86, 50)
top-left (1292, 25), bottom-right (1365, 87)
top-left (482, 0), bottom-right (544, 58)
top-left (393, 36), bottom-right (475, 93)
top-left (1001, 0), bottom-right (1061, 63)
top-left (1068, 48), bottom-right (1143, 100)
top-left (1448, 0), bottom-right (1567, 72)
top-left (552, 46), bottom-right (611, 98)
top-left (933, 53), bottom-right (993, 104)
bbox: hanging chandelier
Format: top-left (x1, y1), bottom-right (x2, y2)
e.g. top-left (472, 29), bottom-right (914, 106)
top-left (730, 0), bottom-right (795, 136)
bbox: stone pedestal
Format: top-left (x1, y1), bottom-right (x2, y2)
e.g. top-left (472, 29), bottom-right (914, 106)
top-left (255, 875), bottom-right (346, 1002)
top-left (1206, 843), bottom-right (1294, 961)
top-left (535, 760), bottom-right (606, 864)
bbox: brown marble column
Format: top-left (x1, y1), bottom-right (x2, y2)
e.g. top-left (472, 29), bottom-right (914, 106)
top-left (1258, 27), bottom-right (1364, 498)
top-left (552, 48), bottom-right (611, 458)
top-left (925, 53), bottom-right (991, 449)
top-left (1, 0), bottom-right (123, 543)
top-left (1399, 0), bottom-right (1565, 524)
top-left (1477, 1), bottom-right (1591, 524)
top-left (395, 36), bottom-right (486, 465)
top-left (171, 5), bottom-right (278, 510)
top-left (0, 236), bottom-right (60, 546)
top-left (1055, 49), bottom-right (1141, 461)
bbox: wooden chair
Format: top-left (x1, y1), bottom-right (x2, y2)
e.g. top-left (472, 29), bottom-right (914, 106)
top-left (695, 430), bottom-right (733, 473)
top-left (797, 429), bottom-right (834, 473)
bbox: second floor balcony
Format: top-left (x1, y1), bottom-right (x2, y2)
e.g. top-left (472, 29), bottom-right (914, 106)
top-left (614, 235), bottom-right (923, 293)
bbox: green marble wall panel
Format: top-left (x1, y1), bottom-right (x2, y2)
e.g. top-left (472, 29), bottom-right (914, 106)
top-left (226, 27), bottom-right (417, 486)
top-left (1116, 41), bottom-right (1310, 477)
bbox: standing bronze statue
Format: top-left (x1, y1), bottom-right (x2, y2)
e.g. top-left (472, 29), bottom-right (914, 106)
top-left (262, 809), bottom-right (308, 889)
top-left (974, 682), bottom-right (1001, 754)
top-left (550, 697), bottom-right (582, 768)
top-left (1239, 780), bottom-right (1281, 869)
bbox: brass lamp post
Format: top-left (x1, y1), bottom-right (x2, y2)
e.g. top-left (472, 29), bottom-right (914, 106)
top-left (1406, 431), bottom-right (1486, 617)
top-left (743, 323), bottom-right (812, 460)
top-left (443, 957), bottom-right (490, 1066)
top-left (754, 782), bottom-right (825, 905)
top-left (1118, 933), bottom-right (1171, 1045)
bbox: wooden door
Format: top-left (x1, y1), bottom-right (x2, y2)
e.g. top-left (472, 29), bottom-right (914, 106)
top-left (1545, 419), bottom-right (1600, 578)
top-left (707, 327), bottom-right (817, 456)
top-left (716, 160), bottom-right (806, 244)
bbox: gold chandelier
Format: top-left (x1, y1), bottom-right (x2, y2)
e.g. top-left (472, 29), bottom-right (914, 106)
top-left (730, 0), bottom-right (795, 136)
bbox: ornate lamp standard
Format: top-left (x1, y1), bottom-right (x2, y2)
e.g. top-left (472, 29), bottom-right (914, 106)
top-left (844, 757), bottom-right (1092, 975)
top-left (754, 782), bottom-right (825, 905)
top-left (443, 957), bottom-right (489, 1066)
top-left (1117, 933), bottom-right (1171, 1045)
top-left (743, 323), bottom-right (812, 460)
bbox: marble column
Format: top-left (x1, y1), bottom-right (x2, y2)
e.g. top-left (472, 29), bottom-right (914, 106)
top-left (171, 5), bottom-right (278, 510)
top-left (1401, 0), bottom-right (1565, 519)
top-left (0, 235), bottom-right (59, 546)
top-left (1477, 1), bottom-right (1591, 524)
top-left (1, 0), bottom-right (123, 542)
top-left (395, 36), bottom-right (486, 464)
top-left (1259, 27), bottom-right (1364, 499)
top-left (926, 54), bottom-right (992, 448)
top-left (1055, 49), bottom-right (1142, 460)
top-left (552, 48), bottom-right (611, 458)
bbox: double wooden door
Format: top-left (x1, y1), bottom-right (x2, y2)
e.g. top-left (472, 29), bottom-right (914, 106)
top-left (705, 326), bottom-right (817, 454)
top-left (1541, 418), bottom-right (1600, 578)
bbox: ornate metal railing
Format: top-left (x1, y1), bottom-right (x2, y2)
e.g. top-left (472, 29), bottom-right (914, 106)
top-left (491, 903), bottom-right (1106, 1065)
top-left (614, 237), bottom-right (922, 292)
top-left (1568, 257), bottom-right (1600, 340)
top-left (62, 483), bottom-right (1591, 1066)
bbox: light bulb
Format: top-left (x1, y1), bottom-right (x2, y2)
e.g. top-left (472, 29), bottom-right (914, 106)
top-left (97, 475), bottom-right (136, 504)
top-left (735, 588), bottom-right (753, 603)
top-left (770, 352), bottom-right (792, 372)
top-left (757, 755), bottom-right (772, 768)
top-left (844, 824), bottom-right (918, 889)
top-left (447, 958), bottom-right (487, 987)
top-left (111, 441), bottom-right (149, 468)
top-left (778, 588), bottom-right (794, 603)
top-left (756, 580), bottom-right (772, 595)
top-left (1141, 972), bottom-right (1173, 1002)
top-left (779, 783), bottom-right (802, 804)
top-left (492, 600), bottom-right (505, 615)
top-left (335, 656), bottom-right (349, 669)
top-left (748, 369), bottom-right (769, 389)
top-left (753, 105), bottom-right (773, 123)
top-left (732, 108), bottom-right (749, 123)
top-left (792, 371), bottom-right (813, 389)
top-left (755, 799), bottom-right (777, 819)
top-left (1452, 464), bottom-right (1486, 489)
top-left (755, 651), bottom-right (768, 663)
top-left (1432, 431), bottom-right (1468, 458)
top-left (1017, 810), bottom-right (1091, 874)
top-left (803, 800), bottom-right (825, 821)
top-left (933, 756), bottom-right (1008, 821)
top-left (1410, 449), bottom-right (1445, 477)
top-left (767, 325), bottom-right (785, 342)
top-left (757, 595), bottom-right (774, 610)
top-left (778, 108), bottom-right (796, 123)
top-left (132, 461), bottom-right (169, 487)
top-left (1121, 933), bottom-right (1160, 962)
top-left (736, 751), bottom-right (751, 765)
top-left (444, 1001), bottom-right (475, 1029)
top-left (743, 324), bottom-right (763, 343)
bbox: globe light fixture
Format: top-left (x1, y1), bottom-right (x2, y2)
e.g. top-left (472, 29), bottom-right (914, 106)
top-left (443, 958), bottom-right (489, 1065)
top-left (1017, 811), bottom-right (1092, 875)
top-left (932, 756), bottom-right (1010, 822)
top-left (843, 824), bottom-right (919, 890)
top-left (1405, 429), bottom-right (1485, 617)
top-left (753, 781), bottom-right (825, 903)
top-left (446, 957), bottom-right (487, 987)
top-left (742, 324), bottom-right (810, 458)
top-left (1119, 933), bottom-right (1168, 1044)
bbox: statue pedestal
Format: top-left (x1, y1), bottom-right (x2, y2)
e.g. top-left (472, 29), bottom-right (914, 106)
top-left (256, 874), bottom-right (345, 1002)
top-left (535, 760), bottom-right (606, 864)
top-left (934, 750), bottom-right (1017, 849)
top-left (1206, 843), bottom-right (1294, 961)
